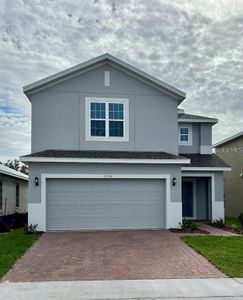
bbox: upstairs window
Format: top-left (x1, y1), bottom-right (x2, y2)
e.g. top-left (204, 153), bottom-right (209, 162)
top-left (90, 102), bottom-right (106, 137)
top-left (86, 97), bottom-right (129, 141)
top-left (179, 125), bottom-right (192, 145)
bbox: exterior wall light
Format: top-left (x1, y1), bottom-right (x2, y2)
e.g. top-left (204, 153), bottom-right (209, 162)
top-left (35, 176), bottom-right (39, 186)
top-left (172, 177), bottom-right (177, 186)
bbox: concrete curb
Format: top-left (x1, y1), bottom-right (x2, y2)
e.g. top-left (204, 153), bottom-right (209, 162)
top-left (1, 278), bottom-right (243, 300)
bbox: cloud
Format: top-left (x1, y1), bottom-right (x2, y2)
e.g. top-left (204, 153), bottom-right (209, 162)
top-left (0, 0), bottom-right (243, 160)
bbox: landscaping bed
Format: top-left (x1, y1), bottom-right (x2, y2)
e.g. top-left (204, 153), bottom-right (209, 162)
top-left (182, 235), bottom-right (243, 277)
top-left (209, 217), bottom-right (243, 235)
top-left (170, 219), bottom-right (209, 234)
top-left (170, 228), bottom-right (209, 234)
top-left (0, 228), bottom-right (39, 278)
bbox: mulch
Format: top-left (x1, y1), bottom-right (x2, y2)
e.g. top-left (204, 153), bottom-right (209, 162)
top-left (169, 228), bottom-right (209, 234)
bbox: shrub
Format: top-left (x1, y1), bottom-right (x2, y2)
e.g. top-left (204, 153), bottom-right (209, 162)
top-left (238, 213), bottom-right (243, 227)
top-left (24, 224), bottom-right (38, 234)
top-left (179, 219), bottom-right (199, 231)
top-left (212, 218), bottom-right (225, 228)
top-left (229, 224), bottom-right (239, 230)
top-left (190, 222), bottom-right (200, 230)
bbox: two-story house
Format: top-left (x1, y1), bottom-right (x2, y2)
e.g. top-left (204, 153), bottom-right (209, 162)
top-left (21, 54), bottom-right (230, 232)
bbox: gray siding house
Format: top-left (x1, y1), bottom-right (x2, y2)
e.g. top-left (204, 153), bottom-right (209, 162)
top-left (21, 53), bottom-right (230, 232)
top-left (0, 164), bottom-right (28, 216)
top-left (214, 132), bottom-right (243, 217)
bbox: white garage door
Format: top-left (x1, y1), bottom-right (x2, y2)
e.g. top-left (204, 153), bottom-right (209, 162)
top-left (46, 178), bottom-right (165, 231)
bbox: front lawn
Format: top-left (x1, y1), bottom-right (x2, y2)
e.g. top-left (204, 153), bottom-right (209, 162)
top-left (225, 217), bottom-right (241, 229)
top-left (182, 236), bottom-right (243, 277)
top-left (0, 228), bottom-right (39, 278)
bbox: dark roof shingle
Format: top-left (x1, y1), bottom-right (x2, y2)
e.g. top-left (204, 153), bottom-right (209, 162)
top-left (22, 150), bottom-right (187, 160)
top-left (182, 154), bottom-right (230, 168)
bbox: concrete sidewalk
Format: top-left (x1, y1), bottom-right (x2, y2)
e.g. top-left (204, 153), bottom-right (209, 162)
top-left (1, 278), bottom-right (243, 300)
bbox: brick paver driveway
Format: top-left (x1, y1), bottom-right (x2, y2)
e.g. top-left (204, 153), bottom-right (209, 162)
top-left (3, 231), bottom-right (225, 282)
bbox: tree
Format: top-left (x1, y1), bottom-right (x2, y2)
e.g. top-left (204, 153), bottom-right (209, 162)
top-left (0, 159), bottom-right (29, 175)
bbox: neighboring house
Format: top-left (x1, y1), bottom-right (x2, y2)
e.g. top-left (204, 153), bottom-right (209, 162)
top-left (20, 53), bottom-right (230, 232)
top-left (0, 164), bottom-right (28, 216)
top-left (214, 131), bottom-right (243, 217)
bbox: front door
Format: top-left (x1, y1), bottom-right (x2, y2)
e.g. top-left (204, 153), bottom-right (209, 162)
top-left (182, 180), bottom-right (194, 218)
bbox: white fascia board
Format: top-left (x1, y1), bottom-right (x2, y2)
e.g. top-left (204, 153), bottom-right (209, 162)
top-left (0, 165), bottom-right (28, 181)
top-left (178, 119), bottom-right (218, 124)
top-left (20, 156), bottom-right (190, 165)
top-left (23, 53), bottom-right (186, 101)
top-left (213, 131), bottom-right (243, 148)
top-left (181, 167), bottom-right (231, 171)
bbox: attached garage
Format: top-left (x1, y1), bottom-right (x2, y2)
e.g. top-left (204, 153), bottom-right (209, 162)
top-left (46, 178), bottom-right (166, 231)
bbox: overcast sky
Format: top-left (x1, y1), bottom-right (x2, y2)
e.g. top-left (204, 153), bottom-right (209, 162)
top-left (0, 0), bottom-right (243, 161)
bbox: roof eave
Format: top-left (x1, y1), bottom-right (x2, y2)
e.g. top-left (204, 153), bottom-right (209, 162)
top-left (178, 118), bottom-right (218, 124)
top-left (0, 168), bottom-right (29, 181)
top-left (181, 166), bottom-right (231, 171)
top-left (213, 131), bottom-right (243, 148)
top-left (23, 53), bottom-right (186, 102)
top-left (20, 156), bottom-right (190, 165)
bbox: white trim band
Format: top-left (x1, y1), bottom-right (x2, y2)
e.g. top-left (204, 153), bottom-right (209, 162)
top-left (20, 157), bottom-right (190, 164)
top-left (178, 118), bottom-right (218, 123)
top-left (200, 145), bottom-right (212, 154)
top-left (181, 167), bottom-right (231, 171)
top-left (0, 164), bottom-right (28, 181)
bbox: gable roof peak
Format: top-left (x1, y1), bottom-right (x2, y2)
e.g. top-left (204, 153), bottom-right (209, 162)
top-left (23, 53), bottom-right (186, 102)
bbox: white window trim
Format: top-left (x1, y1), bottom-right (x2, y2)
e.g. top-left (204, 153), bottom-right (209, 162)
top-left (178, 124), bottom-right (192, 146)
top-left (32, 173), bottom-right (171, 232)
top-left (85, 97), bottom-right (129, 142)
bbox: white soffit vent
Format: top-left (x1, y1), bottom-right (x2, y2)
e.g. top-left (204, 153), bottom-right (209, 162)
top-left (104, 71), bottom-right (110, 86)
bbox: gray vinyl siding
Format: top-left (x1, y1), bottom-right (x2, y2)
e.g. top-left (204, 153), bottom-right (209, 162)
top-left (31, 63), bottom-right (178, 154)
top-left (179, 123), bottom-right (213, 154)
top-left (200, 123), bottom-right (212, 147)
top-left (28, 162), bottom-right (181, 205)
top-left (179, 123), bottom-right (200, 154)
top-left (47, 178), bottom-right (165, 231)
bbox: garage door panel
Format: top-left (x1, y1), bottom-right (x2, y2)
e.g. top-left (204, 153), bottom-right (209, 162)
top-left (47, 179), bottom-right (163, 193)
top-left (48, 203), bottom-right (163, 217)
top-left (47, 191), bottom-right (163, 204)
top-left (48, 215), bottom-right (164, 231)
top-left (47, 178), bottom-right (165, 230)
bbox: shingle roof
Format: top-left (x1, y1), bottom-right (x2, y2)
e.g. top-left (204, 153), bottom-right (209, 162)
top-left (181, 154), bottom-right (230, 168)
top-left (178, 113), bottom-right (218, 123)
top-left (22, 150), bottom-right (187, 160)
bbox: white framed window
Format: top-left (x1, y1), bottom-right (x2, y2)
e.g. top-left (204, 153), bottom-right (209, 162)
top-left (178, 125), bottom-right (192, 145)
top-left (85, 97), bottom-right (129, 142)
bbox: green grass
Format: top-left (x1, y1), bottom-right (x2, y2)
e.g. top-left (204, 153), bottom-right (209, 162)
top-left (0, 228), bottom-right (39, 278)
top-left (225, 217), bottom-right (241, 228)
top-left (182, 236), bottom-right (243, 277)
